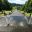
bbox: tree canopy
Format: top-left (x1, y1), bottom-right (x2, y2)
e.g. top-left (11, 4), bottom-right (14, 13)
top-left (21, 0), bottom-right (32, 13)
top-left (0, 0), bottom-right (12, 11)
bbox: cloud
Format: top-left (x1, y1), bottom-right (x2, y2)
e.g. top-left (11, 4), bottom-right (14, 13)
top-left (8, 0), bottom-right (28, 4)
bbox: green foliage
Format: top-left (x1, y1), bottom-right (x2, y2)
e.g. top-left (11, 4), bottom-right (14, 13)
top-left (0, 0), bottom-right (12, 12)
top-left (21, 0), bottom-right (32, 13)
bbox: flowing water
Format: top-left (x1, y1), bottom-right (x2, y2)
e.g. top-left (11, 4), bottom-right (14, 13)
top-left (0, 10), bottom-right (32, 32)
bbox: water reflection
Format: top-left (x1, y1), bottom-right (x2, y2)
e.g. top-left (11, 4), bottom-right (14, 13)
top-left (0, 15), bottom-right (28, 27)
top-left (5, 15), bottom-right (28, 27)
top-left (0, 15), bottom-right (32, 31)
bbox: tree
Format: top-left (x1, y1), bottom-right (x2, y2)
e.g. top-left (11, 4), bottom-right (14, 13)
top-left (0, 0), bottom-right (12, 11)
top-left (21, 0), bottom-right (32, 13)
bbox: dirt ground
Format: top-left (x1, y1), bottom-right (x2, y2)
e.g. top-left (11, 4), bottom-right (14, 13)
top-left (0, 26), bottom-right (32, 32)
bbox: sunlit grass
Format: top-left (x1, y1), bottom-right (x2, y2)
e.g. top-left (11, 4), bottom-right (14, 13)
top-left (0, 11), bottom-right (11, 16)
top-left (0, 10), bottom-right (32, 16)
top-left (0, 14), bottom-right (4, 16)
top-left (25, 13), bottom-right (30, 16)
top-left (19, 11), bottom-right (32, 16)
top-left (5, 11), bottom-right (11, 14)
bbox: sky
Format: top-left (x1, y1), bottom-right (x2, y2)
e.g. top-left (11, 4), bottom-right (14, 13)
top-left (8, 0), bottom-right (28, 4)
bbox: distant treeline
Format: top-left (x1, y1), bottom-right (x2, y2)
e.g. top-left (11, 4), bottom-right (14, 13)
top-left (21, 0), bottom-right (32, 13)
top-left (0, 0), bottom-right (23, 11)
top-left (0, 0), bottom-right (13, 11)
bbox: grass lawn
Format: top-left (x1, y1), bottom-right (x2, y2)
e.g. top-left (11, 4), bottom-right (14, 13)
top-left (0, 10), bottom-right (32, 17)
top-left (0, 14), bottom-right (4, 16)
top-left (0, 11), bottom-right (11, 16)
top-left (19, 11), bottom-right (32, 16)
top-left (5, 11), bottom-right (11, 14)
